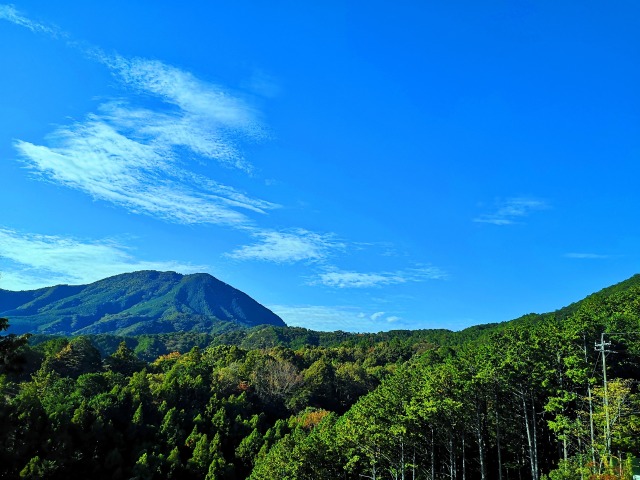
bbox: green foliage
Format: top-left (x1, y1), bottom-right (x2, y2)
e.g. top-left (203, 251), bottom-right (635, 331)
top-left (104, 341), bottom-right (145, 375)
top-left (19, 455), bottom-right (58, 479)
top-left (249, 279), bottom-right (640, 480)
top-left (41, 337), bottom-right (102, 378)
top-left (3, 274), bottom-right (640, 479)
top-left (0, 317), bottom-right (31, 374)
top-left (1, 270), bottom-right (285, 336)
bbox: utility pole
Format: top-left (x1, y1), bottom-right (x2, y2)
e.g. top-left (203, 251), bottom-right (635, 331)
top-left (594, 333), bottom-right (612, 459)
top-left (593, 331), bottom-right (640, 473)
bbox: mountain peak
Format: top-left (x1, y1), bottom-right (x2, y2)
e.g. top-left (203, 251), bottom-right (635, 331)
top-left (0, 270), bottom-right (285, 335)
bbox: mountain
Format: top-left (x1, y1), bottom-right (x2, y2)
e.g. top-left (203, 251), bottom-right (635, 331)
top-left (496, 273), bottom-right (640, 330)
top-left (0, 271), bottom-right (286, 335)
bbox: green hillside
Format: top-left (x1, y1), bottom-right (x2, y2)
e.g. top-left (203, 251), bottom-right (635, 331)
top-left (1, 274), bottom-right (640, 479)
top-left (0, 271), bottom-right (285, 335)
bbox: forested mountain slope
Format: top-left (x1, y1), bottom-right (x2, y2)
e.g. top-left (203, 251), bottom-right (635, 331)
top-left (252, 280), bottom-right (640, 479)
top-left (29, 274), bottom-right (640, 362)
top-left (0, 271), bottom-right (285, 335)
top-left (504, 273), bottom-right (640, 329)
top-left (39, 325), bottom-right (486, 362)
top-left (1, 274), bottom-right (640, 479)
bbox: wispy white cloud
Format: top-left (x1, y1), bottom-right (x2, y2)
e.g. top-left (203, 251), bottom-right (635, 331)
top-left (93, 55), bottom-right (265, 173)
top-left (319, 271), bottom-right (392, 288)
top-left (227, 229), bottom-right (344, 263)
top-left (564, 253), bottom-right (611, 259)
top-left (268, 304), bottom-right (410, 332)
top-left (315, 265), bottom-right (446, 288)
top-left (96, 53), bottom-right (263, 136)
top-left (0, 4), bottom-right (61, 36)
top-left (15, 107), bottom-right (277, 225)
top-left (2, 6), bottom-right (262, 163)
top-left (2, 6), bottom-right (440, 302)
top-left (0, 4), bottom-right (256, 136)
top-left (0, 228), bottom-right (205, 291)
top-left (370, 311), bottom-right (385, 321)
top-left (98, 102), bottom-right (256, 172)
top-left (5, 5), bottom-right (274, 225)
top-left (474, 197), bottom-right (548, 225)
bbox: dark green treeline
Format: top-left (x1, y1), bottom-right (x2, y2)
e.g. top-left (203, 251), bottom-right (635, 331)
top-left (1, 281), bottom-right (640, 479)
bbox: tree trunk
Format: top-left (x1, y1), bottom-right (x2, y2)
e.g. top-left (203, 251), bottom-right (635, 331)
top-left (431, 427), bottom-right (435, 480)
top-left (401, 437), bottom-right (405, 480)
top-left (495, 400), bottom-right (503, 480)
top-left (475, 404), bottom-right (487, 480)
top-left (577, 436), bottom-right (584, 480)
top-left (412, 446), bottom-right (416, 480)
top-left (449, 432), bottom-right (456, 480)
top-left (461, 433), bottom-right (466, 480)
top-left (531, 394), bottom-right (539, 480)
top-left (522, 394), bottom-right (536, 480)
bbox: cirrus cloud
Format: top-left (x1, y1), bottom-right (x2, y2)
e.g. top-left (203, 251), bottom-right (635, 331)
top-left (315, 265), bottom-right (446, 288)
top-left (227, 229), bottom-right (345, 263)
top-left (6, 4), bottom-right (275, 227)
top-left (15, 107), bottom-right (278, 226)
top-left (474, 197), bottom-right (548, 225)
top-left (0, 4), bottom-right (61, 36)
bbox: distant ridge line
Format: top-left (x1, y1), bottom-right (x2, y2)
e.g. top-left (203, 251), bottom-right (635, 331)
top-left (0, 270), bottom-right (285, 336)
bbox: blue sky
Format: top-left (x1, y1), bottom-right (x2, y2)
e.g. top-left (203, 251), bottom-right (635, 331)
top-left (1, 2), bottom-right (639, 332)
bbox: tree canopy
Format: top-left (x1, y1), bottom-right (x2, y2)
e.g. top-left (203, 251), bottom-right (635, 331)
top-left (1, 282), bottom-right (640, 479)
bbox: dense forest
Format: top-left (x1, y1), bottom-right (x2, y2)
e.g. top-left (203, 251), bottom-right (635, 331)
top-left (2, 277), bottom-right (640, 479)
